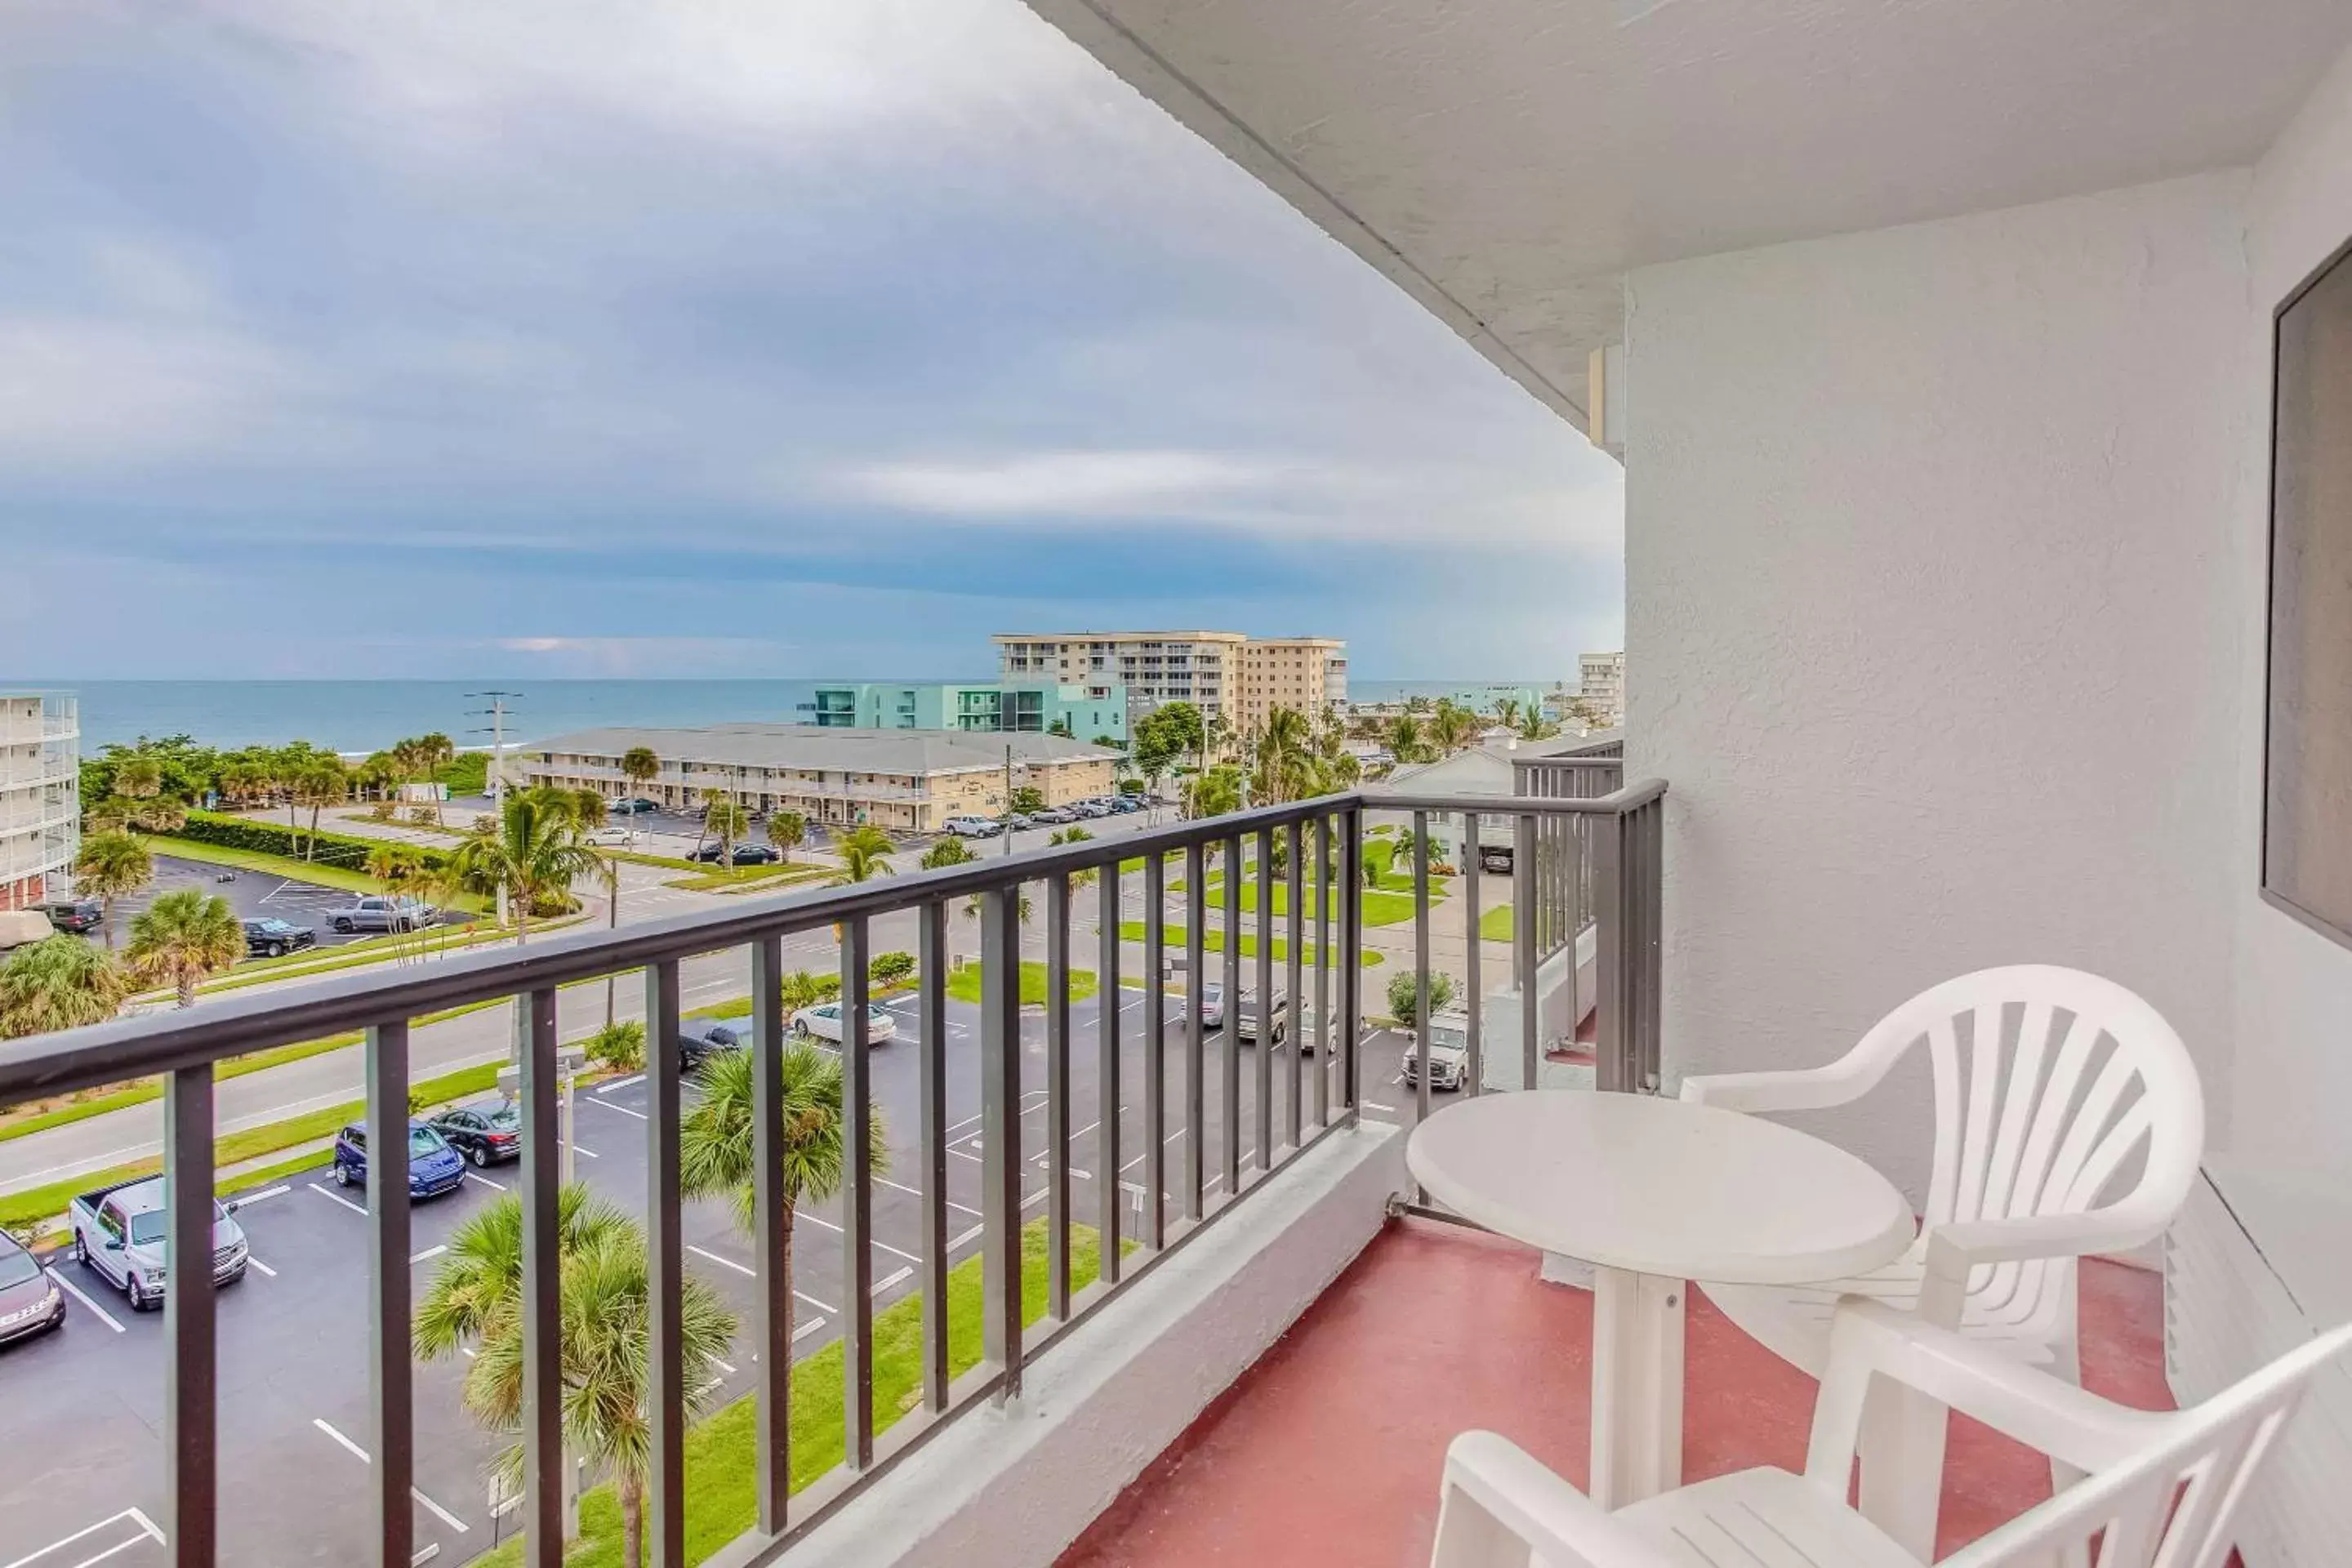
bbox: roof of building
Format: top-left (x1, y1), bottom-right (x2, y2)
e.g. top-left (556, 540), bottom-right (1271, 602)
top-left (523, 724), bottom-right (1118, 777)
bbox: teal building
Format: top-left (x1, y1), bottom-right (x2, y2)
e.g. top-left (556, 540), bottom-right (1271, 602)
top-left (804, 682), bottom-right (1129, 742)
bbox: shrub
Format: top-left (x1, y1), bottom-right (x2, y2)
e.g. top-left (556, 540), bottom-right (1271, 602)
top-left (1386, 970), bottom-right (1456, 1030)
top-left (869, 951), bottom-right (915, 987)
top-left (163, 809), bottom-right (452, 875)
top-left (370, 800), bottom-right (399, 822)
top-left (1117, 779), bottom-right (1144, 795)
top-left (584, 1019), bottom-right (646, 1074)
top-left (407, 806), bottom-right (438, 826)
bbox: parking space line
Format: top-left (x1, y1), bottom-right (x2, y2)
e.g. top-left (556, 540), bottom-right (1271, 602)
top-left (686, 1243), bottom-right (754, 1278)
top-left (948, 1223), bottom-right (984, 1250)
top-left (51, 1271), bottom-right (125, 1334)
top-left (465, 1172), bottom-right (506, 1192)
top-left (247, 1257), bottom-right (278, 1278)
top-left (572, 1144), bottom-right (599, 1159)
top-left (2, 1507), bottom-right (162, 1568)
top-left (310, 1182), bottom-right (370, 1216)
top-left (312, 1418), bottom-right (470, 1534)
top-left (412, 1244), bottom-right (448, 1264)
top-left (234, 1183), bottom-right (292, 1205)
top-left (595, 1076), bottom-right (644, 1094)
top-left (874, 1266), bottom-right (914, 1294)
top-left (585, 1097), bottom-right (648, 1120)
top-left (792, 1316), bottom-right (827, 1342)
top-left (874, 1174), bottom-right (982, 1217)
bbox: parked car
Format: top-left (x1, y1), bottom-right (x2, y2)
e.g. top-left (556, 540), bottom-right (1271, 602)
top-left (1004, 813), bottom-right (1037, 831)
top-left (610, 797), bottom-right (661, 815)
top-left (38, 898), bottom-right (101, 936)
top-left (0, 1229), bottom-right (65, 1346)
top-left (679, 1018), bottom-right (741, 1071)
top-left (333, 1120), bottom-right (466, 1199)
top-left (1234, 988), bottom-right (1290, 1045)
top-left (1031, 806), bottom-right (1077, 825)
top-left (1192, 982), bottom-right (1227, 1031)
top-left (689, 841), bottom-right (779, 865)
top-left (1071, 800), bottom-right (1114, 819)
top-left (943, 816), bottom-right (1002, 839)
top-left (0, 909), bottom-right (54, 953)
top-left (242, 917), bottom-right (316, 959)
top-left (790, 1001), bottom-right (899, 1045)
top-left (1400, 1009), bottom-right (1472, 1093)
top-left (427, 1102), bottom-right (523, 1168)
top-left (1477, 844), bottom-right (1512, 873)
top-left (328, 895), bottom-right (436, 933)
top-left (1109, 795), bottom-right (1144, 814)
top-left (68, 1176), bottom-right (249, 1312)
top-left (585, 824), bottom-right (635, 846)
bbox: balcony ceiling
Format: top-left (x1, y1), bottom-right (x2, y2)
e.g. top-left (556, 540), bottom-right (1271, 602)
top-left (1025, 0), bottom-right (2352, 428)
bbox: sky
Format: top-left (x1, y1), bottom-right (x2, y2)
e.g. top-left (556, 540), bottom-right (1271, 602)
top-left (0, 0), bottom-right (1624, 683)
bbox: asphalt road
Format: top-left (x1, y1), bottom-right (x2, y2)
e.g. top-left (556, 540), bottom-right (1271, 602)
top-left (0, 996), bottom-right (1430, 1567)
top-left (111, 856), bottom-right (381, 954)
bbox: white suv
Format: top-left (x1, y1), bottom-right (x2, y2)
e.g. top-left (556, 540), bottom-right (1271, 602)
top-left (943, 817), bottom-right (1002, 839)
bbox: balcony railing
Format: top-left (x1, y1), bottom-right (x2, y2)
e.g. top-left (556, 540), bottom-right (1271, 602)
top-left (0, 780), bottom-right (1663, 1566)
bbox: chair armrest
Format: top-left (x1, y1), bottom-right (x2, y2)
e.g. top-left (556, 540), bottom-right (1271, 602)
top-left (1804, 1300), bottom-right (2163, 1488)
top-left (1436, 1432), bottom-right (1672, 1568)
top-left (1678, 1062), bottom-right (1873, 1115)
top-left (1924, 1205), bottom-right (2174, 1279)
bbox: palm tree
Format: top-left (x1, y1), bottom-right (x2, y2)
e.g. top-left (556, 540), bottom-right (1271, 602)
top-left (127, 889), bottom-right (243, 1009)
top-left (702, 795), bottom-right (750, 868)
top-left (112, 755), bottom-right (165, 800)
top-left (365, 844), bottom-right (425, 960)
top-left (620, 746), bottom-right (659, 808)
top-left (293, 758), bottom-right (349, 859)
top-left (0, 937), bottom-right (131, 1038)
top-left (1182, 766), bottom-right (1241, 821)
top-left (448, 791), bottom-right (601, 942)
top-left (568, 790), bottom-right (608, 831)
top-left (418, 1187), bottom-right (737, 1568)
top-left (830, 825), bottom-right (896, 887)
top-left (1518, 707), bottom-right (1563, 741)
top-left (1428, 698), bottom-right (1481, 754)
top-left (1492, 696), bottom-right (1522, 732)
top-left (1047, 826), bottom-right (1098, 895)
top-left (74, 831), bottom-right (152, 950)
top-left (766, 810), bottom-right (806, 863)
top-left (1383, 713), bottom-right (1434, 765)
top-left (416, 733), bottom-right (457, 822)
top-left (920, 836), bottom-right (976, 871)
top-left (680, 1043), bottom-right (886, 1401)
top-left (1251, 706), bottom-right (1316, 805)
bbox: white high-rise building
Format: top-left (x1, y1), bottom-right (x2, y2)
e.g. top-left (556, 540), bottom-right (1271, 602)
top-left (1578, 651), bottom-right (1625, 727)
top-left (992, 630), bottom-right (1348, 732)
top-left (0, 693), bottom-right (79, 912)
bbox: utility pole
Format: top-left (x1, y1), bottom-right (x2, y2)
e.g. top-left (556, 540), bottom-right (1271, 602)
top-left (466, 690), bottom-right (522, 808)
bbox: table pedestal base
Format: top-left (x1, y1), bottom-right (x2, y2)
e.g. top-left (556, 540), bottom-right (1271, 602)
top-left (1589, 1266), bottom-right (1685, 1510)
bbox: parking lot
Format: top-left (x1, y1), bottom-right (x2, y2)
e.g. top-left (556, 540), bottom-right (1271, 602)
top-left (102, 855), bottom-right (381, 952)
top-left (0, 989), bottom-right (1428, 1566)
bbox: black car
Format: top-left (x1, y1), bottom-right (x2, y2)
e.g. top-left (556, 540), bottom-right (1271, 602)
top-left (679, 1019), bottom-right (741, 1071)
top-left (427, 1103), bottom-right (523, 1168)
top-left (0, 1229), bottom-right (65, 1347)
top-left (243, 917), bottom-right (317, 959)
top-left (690, 842), bottom-right (779, 865)
top-left (611, 797), bottom-right (661, 815)
top-left (39, 899), bottom-right (101, 935)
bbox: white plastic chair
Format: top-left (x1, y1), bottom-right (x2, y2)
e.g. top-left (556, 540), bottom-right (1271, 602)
top-left (1677, 966), bottom-right (2203, 1555)
top-left (1430, 1298), bottom-right (2352, 1568)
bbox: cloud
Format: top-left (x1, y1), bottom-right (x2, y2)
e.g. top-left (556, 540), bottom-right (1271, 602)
top-left (835, 449), bottom-right (1277, 518)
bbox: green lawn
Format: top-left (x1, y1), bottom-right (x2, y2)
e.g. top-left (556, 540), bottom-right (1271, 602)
top-left (470, 1220), bottom-right (1104, 1568)
top-left (945, 960), bottom-right (1099, 1006)
top-left (663, 862), bottom-right (837, 894)
top-left (1115, 922), bottom-right (1381, 968)
top-left (1186, 873), bottom-right (1423, 929)
top-left (1479, 903), bottom-right (1515, 942)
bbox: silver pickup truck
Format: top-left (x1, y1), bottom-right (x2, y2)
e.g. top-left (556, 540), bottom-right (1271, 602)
top-left (68, 1175), bottom-right (250, 1312)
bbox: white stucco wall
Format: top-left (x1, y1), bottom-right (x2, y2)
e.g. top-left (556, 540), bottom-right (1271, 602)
top-left (2232, 42), bottom-right (2352, 1195)
top-left (1622, 172), bottom-right (2256, 1199)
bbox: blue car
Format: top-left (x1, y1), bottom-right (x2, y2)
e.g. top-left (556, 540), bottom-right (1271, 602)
top-left (333, 1120), bottom-right (466, 1199)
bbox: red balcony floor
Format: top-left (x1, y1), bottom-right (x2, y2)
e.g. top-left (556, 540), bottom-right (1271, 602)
top-left (1060, 1218), bottom-right (2172, 1568)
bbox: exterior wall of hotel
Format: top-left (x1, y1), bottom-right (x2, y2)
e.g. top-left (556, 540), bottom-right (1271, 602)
top-left (524, 751), bottom-right (1117, 831)
top-left (1624, 171), bottom-right (2252, 1200)
top-left (998, 635), bottom-right (1245, 722)
top-left (1236, 639), bottom-right (1346, 733)
top-left (811, 684), bottom-right (1129, 742)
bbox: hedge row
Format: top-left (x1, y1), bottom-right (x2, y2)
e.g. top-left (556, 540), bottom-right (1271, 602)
top-left (166, 809), bottom-right (453, 875)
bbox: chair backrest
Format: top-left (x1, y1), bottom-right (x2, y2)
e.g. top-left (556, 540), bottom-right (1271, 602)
top-left (1952, 1324), bottom-right (2352, 1568)
top-left (1849, 966), bottom-right (2203, 1305)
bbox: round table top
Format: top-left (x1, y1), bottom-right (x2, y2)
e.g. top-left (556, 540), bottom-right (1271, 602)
top-left (1405, 1090), bottom-right (1915, 1285)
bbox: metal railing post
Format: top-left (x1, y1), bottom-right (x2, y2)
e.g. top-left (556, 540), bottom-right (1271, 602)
top-left (1463, 811), bottom-right (1482, 1097)
top-left (840, 918), bottom-right (875, 1469)
top-left (164, 1062), bottom-right (217, 1568)
top-left (915, 906), bottom-right (950, 1410)
top-left (1592, 809), bottom-right (1635, 1093)
top-left (1045, 876), bottom-right (1072, 1319)
top-left (1412, 809), bottom-right (1432, 1129)
top-left (1516, 813), bottom-right (1539, 1091)
top-left (751, 933), bottom-right (793, 1530)
top-left (363, 1022), bottom-right (413, 1568)
top-left (645, 960), bottom-right (687, 1562)
top-left (1221, 832), bottom-right (1242, 1198)
top-left (520, 987), bottom-right (564, 1566)
top-left (1253, 827), bottom-right (1273, 1176)
top-left (1183, 842), bottom-right (1206, 1219)
top-left (1340, 808), bottom-right (1363, 1115)
top-left (1096, 869), bottom-right (1122, 1284)
top-left (1284, 820), bottom-right (1303, 1147)
top-left (979, 885), bottom-right (1025, 1392)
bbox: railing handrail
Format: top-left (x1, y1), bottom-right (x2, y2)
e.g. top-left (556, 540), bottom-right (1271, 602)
top-left (0, 788), bottom-right (1641, 1102)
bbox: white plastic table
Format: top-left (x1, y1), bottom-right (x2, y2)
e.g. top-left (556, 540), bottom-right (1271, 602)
top-left (1405, 1089), bottom-right (1914, 1509)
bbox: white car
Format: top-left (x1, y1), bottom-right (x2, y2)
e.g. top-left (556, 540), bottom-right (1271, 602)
top-left (790, 1001), bottom-right (899, 1045)
top-left (585, 825), bottom-right (635, 846)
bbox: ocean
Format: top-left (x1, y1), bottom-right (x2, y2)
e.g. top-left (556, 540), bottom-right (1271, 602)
top-left (38, 678), bottom-right (1555, 755)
